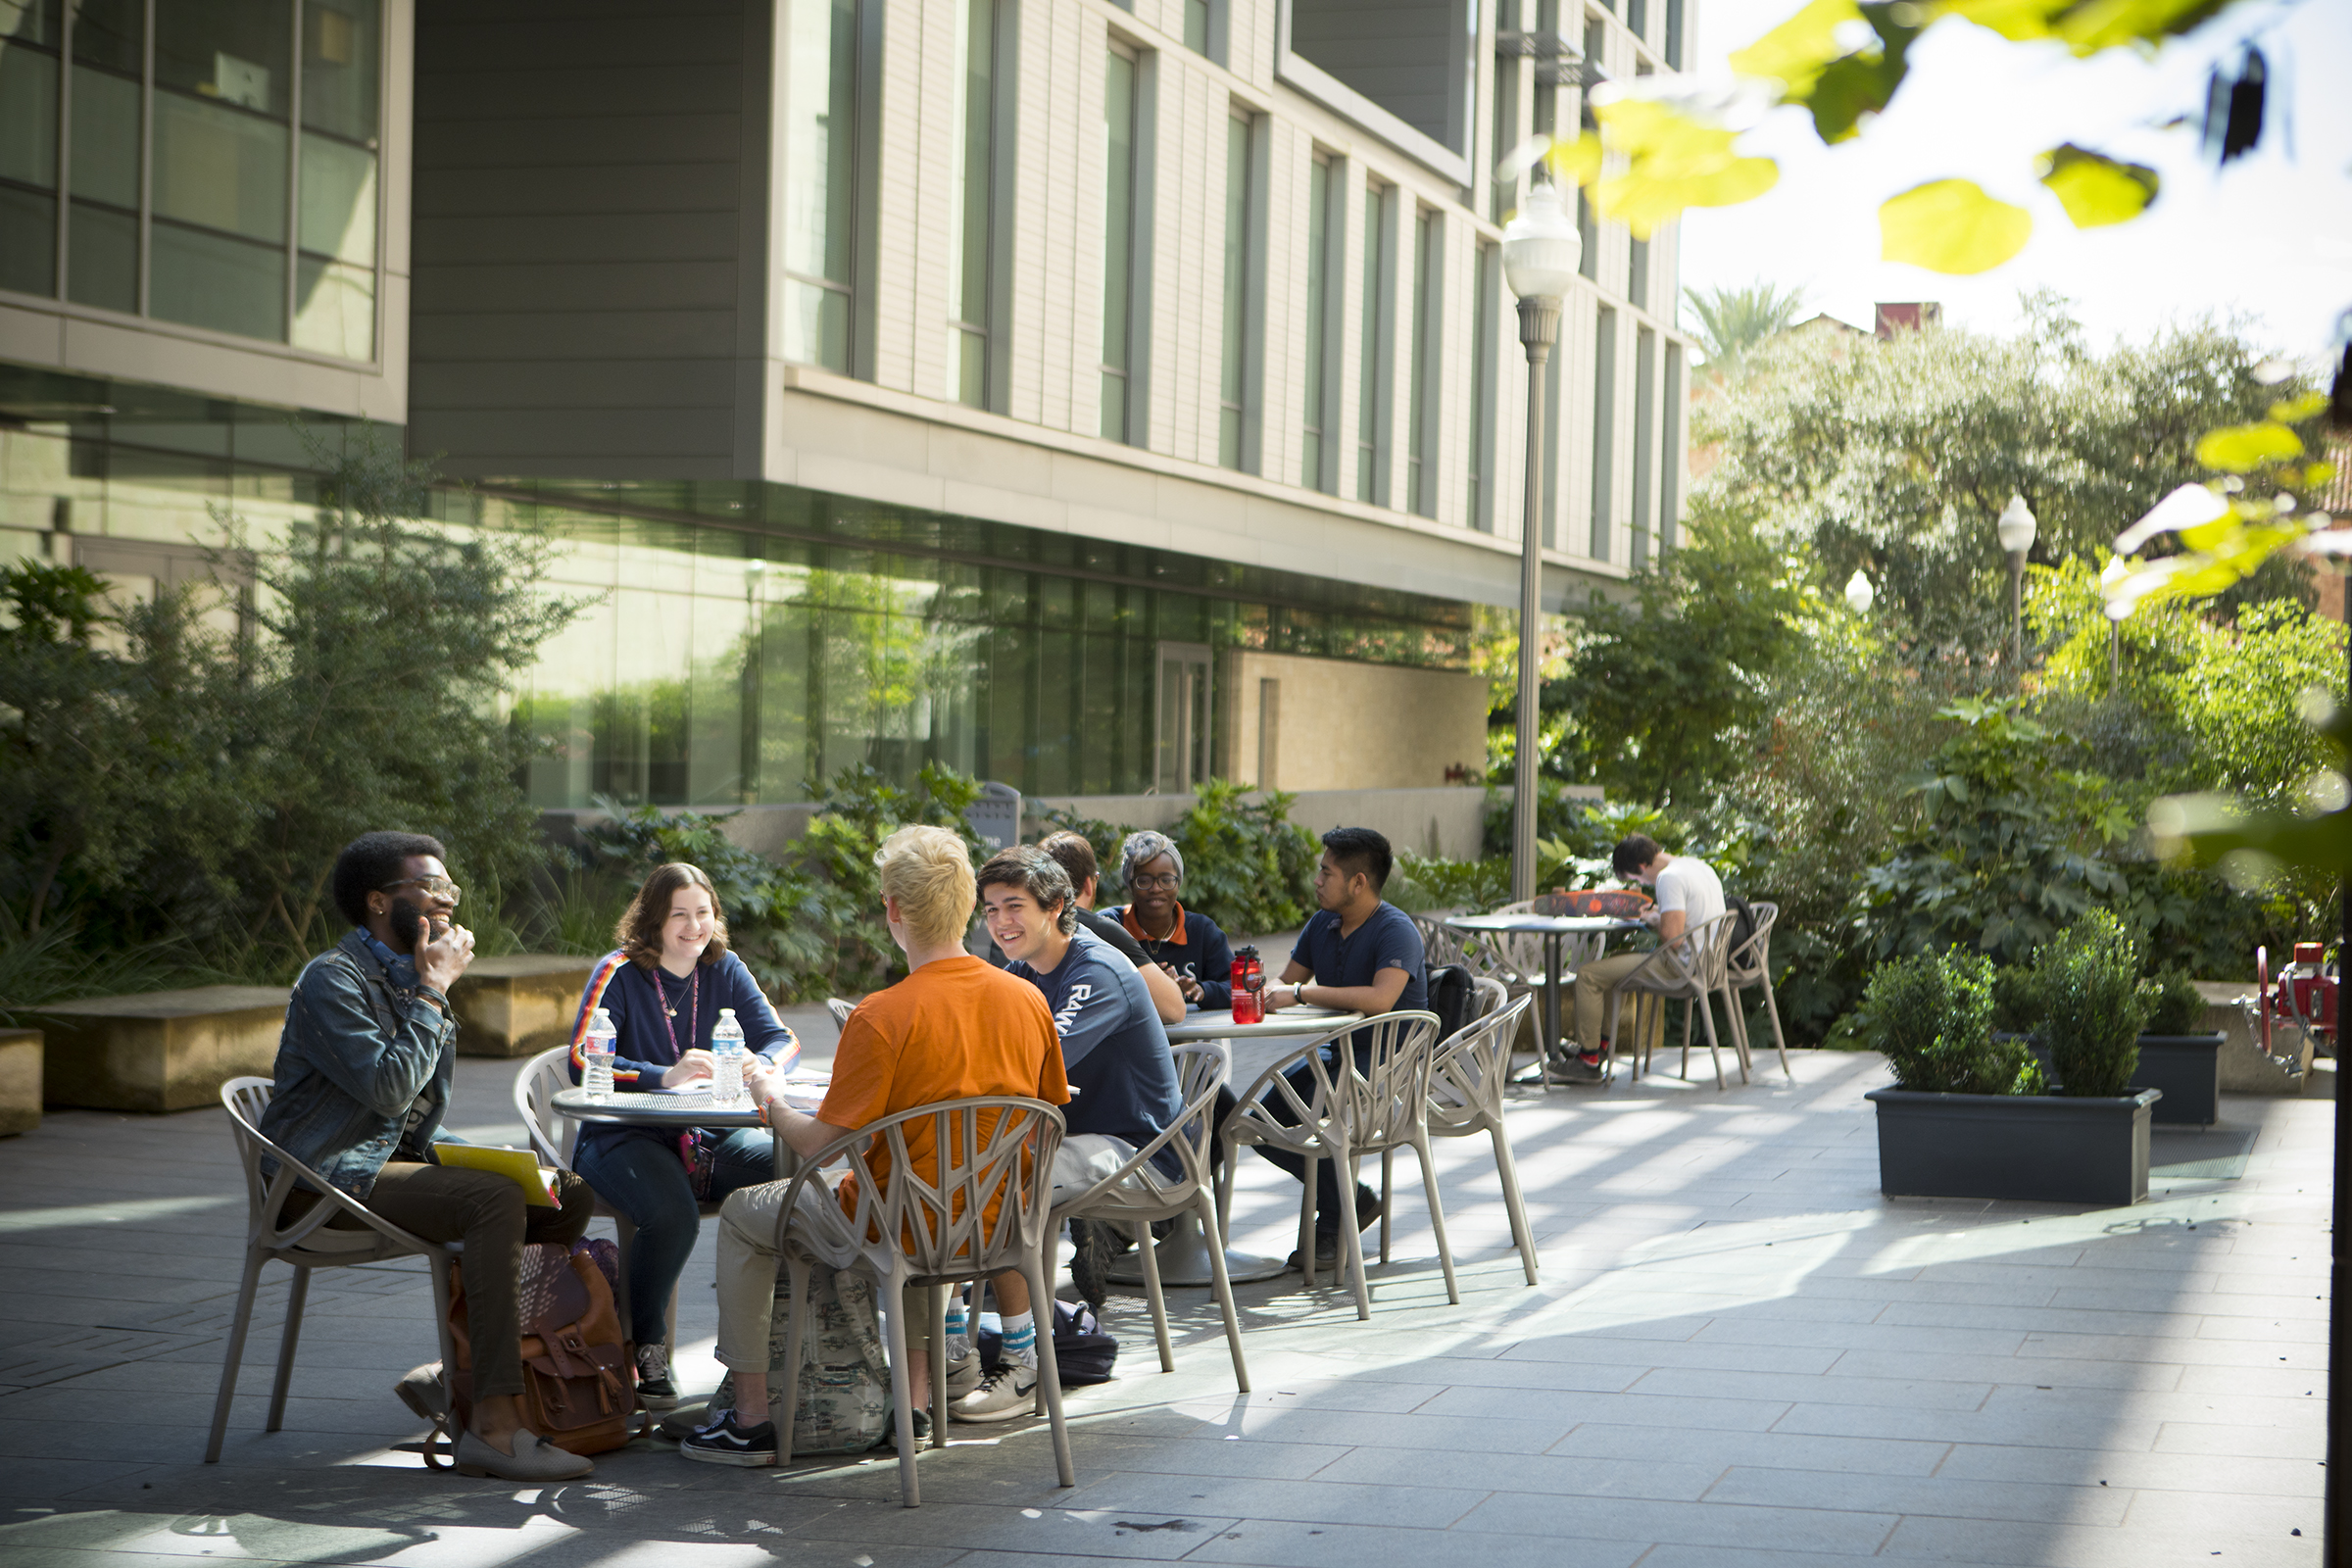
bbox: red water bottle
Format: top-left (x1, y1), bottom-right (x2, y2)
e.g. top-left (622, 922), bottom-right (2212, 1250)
top-left (1230, 947), bottom-right (1264, 1023)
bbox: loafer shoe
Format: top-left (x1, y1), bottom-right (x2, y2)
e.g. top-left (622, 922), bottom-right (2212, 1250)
top-left (454, 1426), bottom-right (594, 1481)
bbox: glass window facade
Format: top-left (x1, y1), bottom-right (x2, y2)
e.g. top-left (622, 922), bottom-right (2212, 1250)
top-left (1469, 239), bottom-right (1494, 530)
top-left (1591, 304), bottom-right (1615, 560)
top-left (0, 0), bottom-right (382, 360)
top-left (1632, 324), bottom-right (1654, 566)
top-left (1217, 109), bottom-right (1250, 471)
top-left (945, 0), bottom-right (994, 407)
top-left (1406, 206), bottom-right (1439, 518)
top-left (1300, 152), bottom-right (1335, 492)
top-left (1100, 44), bottom-right (1138, 444)
top-left (1356, 181), bottom-right (1387, 506)
top-left (0, 365), bottom-right (1476, 809)
top-left (784, 0), bottom-right (858, 373)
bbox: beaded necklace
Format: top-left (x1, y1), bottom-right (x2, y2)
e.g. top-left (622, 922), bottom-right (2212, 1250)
top-left (651, 963), bottom-right (699, 1059)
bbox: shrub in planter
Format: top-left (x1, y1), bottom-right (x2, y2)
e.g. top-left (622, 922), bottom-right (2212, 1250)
top-left (2139, 968), bottom-right (2208, 1037)
top-left (2034, 910), bottom-right (2150, 1098)
top-left (1865, 947), bottom-right (2035, 1096)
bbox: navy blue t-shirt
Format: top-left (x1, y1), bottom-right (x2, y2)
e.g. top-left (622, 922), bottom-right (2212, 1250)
top-left (1007, 924), bottom-right (1182, 1173)
top-left (1291, 902), bottom-right (1428, 1016)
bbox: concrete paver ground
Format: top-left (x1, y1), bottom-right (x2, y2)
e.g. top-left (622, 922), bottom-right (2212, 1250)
top-left (0, 1013), bottom-right (2328, 1568)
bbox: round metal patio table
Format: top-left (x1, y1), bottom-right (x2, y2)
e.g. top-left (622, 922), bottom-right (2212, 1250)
top-left (1112, 1004), bottom-right (1362, 1287)
top-left (1442, 913), bottom-right (1640, 1088)
top-left (552, 1078), bottom-right (831, 1179)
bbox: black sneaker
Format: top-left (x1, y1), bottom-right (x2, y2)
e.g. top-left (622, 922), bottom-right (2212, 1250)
top-left (1070, 1218), bottom-right (1116, 1310)
top-left (875, 1407), bottom-right (933, 1447)
top-left (1555, 1051), bottom-right (1610, 1084)
top-left (636, 1344), bottom-right (679, 1411)
top-left (1285, 1232), bottom-right (1341, 1272)
top-left (678, 1409), bottom-right (776, 1467)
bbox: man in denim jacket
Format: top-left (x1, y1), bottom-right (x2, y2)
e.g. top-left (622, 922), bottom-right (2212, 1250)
top-left (260, 830), bottom-right (595, 1481)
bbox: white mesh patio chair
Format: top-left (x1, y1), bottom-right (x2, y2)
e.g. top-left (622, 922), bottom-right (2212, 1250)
top-left (1721, 900), bottom-right (1791, 1079)
top-left (1051, 1042), bottom-right (1249, 1391)
top-left (208, 1078), bottom-right (462, 1464)
top-left (1215, 1010), bottom-right (1452, 1322)
top-left (826, 997), bottom-right (858, 1028)
top-left (773, 1096), bottom-right (1073, 1507)
top-left (1388, 993), bottom-right (1541, 1286)
top-left (1604, 911), bottom-right (1746, 1090)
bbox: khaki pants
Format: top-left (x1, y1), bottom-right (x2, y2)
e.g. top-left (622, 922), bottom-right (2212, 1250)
top-left (711, 1179), bottom-right (933, 1374)
top-left (1572, 951), bottom-right (1668, 1055)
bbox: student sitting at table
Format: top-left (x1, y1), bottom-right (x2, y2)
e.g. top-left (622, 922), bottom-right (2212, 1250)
top-left (1260, 826), bottom-right (1428, 1272)
top-left (988, 831), bottom-right (1185, 1025)
top-left (262, 831), bottom-right (597, 1482)
top-left (1102, 830), bottom-right (1235, 1011)
top-left (981, 845), bottom-right (1184, 1336)
top-left (1561, 834), bottom-right (1726, 1082)
top-left (566, 861), bottom-right (800, 1410)
top-left (678, 826), bottom-right (1068, 1466)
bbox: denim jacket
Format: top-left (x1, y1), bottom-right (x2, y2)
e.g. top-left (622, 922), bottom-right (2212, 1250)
top-left (257, 929), bottom-right (457, 1200)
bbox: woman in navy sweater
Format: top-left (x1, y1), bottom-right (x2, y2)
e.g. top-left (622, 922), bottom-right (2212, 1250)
top-left (1102, 830), bottom-right (1235, 1010)
top-left (567, 862), bottom-right (798, 1408)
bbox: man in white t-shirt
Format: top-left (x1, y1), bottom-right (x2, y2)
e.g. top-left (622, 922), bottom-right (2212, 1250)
top-left (1560, 835), bottom-right (1729, 1082)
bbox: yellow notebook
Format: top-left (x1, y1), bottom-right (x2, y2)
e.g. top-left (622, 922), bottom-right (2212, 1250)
top-left (433, 1144), bottom-right (561, 1206)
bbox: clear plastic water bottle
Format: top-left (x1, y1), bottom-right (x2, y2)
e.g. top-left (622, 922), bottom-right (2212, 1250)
top-left (711, 1007), bottom-right (746, 1104)
top-left (583, 1007), bottom-right (617, 1102)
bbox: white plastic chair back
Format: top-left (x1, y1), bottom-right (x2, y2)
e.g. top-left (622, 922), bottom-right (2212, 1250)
top-left (1430, 994), bottom-right (1536, 1130)
top-left (1725, 901), bottom-right (1778, 987)
top-left (1227, 1010), bottom-right (1443, 1161)
top-left (826, 997), bottom-right (857, 1028)
top-left (1468, 976), bottom-right (1510, 1021)
top-left (513, 1046), bottom-right (583, 1169)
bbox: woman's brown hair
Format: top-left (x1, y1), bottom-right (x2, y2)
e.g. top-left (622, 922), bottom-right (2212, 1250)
top-left (614, 862), bottom-right (730, 968)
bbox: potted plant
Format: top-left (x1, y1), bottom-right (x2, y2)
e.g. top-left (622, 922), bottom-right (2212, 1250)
top-left (1864, 913), bottom-right (2161, 1205)
top-left (2131, 968), bottom-right (2225, 1126)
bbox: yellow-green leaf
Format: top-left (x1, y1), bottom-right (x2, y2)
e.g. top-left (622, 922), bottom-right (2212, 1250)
top-left (2194, 421), bottom-right (2304, 472)
top-left (1728, 0), bottom-right (1862, 95)
top-left (2037, 144), bottom-right (2157, 227)
top-left (1880, 179), bottom-right (2032, 273)
top-left (2269, 391), bottom-right (2329, 424)
top-left (1932, 0), bottom-right (2233, 56)
top-left (1561, 99), bottom-right (1781, 239)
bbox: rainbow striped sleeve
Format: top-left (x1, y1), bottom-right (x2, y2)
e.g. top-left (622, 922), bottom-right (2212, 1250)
top-left (568, 952), bottom-right (634, 1080)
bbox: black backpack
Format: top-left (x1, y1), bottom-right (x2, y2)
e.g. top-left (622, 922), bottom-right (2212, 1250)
top-left (977, 1298), bottom-right (1118, 1386)
top-left (1725, 895), bottom-right (1757, 959)
top-left (1427, 962), bottom-right (1475, 1040)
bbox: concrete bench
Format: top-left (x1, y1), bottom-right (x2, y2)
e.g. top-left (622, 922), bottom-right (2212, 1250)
top-left (0, 1028), bottom-right (41, 1134)
top-left (449, 955), bottom-right (595, 1059)
top-left (29, 987), bottom-right (290, 1113)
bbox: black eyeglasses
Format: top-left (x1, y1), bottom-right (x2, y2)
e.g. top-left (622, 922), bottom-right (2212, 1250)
top-left (1128, 872), bottom-right (1181, 891)
top-left (380, 874), bottom-right (463, 906)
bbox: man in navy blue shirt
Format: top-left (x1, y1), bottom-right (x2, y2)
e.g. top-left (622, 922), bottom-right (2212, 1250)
top-left (980, 846), bottom-right (1182, 1325)
top-left (1259, 826), bottom-right (1427, 1269)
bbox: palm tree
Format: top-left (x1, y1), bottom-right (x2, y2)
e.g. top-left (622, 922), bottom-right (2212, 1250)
top-left (1683, 282), bottom-right (1808, 377)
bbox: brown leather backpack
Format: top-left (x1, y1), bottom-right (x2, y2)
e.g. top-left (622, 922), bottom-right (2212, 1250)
top-left (426, 1240), bottom-right (635, 1464)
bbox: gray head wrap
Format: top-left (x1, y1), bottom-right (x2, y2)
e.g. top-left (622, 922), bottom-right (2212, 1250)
top-left (1118, 830), bottom-right (1185, 889)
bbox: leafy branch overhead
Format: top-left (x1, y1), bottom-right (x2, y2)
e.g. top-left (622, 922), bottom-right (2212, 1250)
top-left (1540, 0), bottom-right (2260, 273)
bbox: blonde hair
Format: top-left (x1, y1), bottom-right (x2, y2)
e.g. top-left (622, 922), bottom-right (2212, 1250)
top-left (875, 825), bottom-right (976, 948)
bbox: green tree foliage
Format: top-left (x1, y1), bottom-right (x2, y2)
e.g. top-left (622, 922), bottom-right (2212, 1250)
top-left (1546, 513), bottom-right (1806, 807)
top-left (1696, 304), bottom-right (2298, 660)
top-left (1682, 281), bottom-right (1808, 377)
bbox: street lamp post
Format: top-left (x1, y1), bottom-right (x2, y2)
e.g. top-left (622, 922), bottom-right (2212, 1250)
top-left (1500, 179), bottom-right (1583, 904)
top-left (1996, 494), bottom-right (2037, 675)
top-left (1843, 570), bottom-right (1875, 616)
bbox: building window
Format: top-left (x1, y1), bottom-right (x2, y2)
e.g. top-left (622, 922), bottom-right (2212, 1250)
top-left (1629, 0), bottom-right (1646, 44)
top-left (1217, 108), bottom-right (1254, 470)
top-left (1661, 340), bottom-right (1682, 549)
top-left (784, 0), bottom-right (861, 374)
top-left (1632, 325), bottom-right (1655, 565)
top-left (0, 0), bottom-right (386, 360)
top-left (1356, 180), bottom-right (1391, 506)
top-left (1665, 0), bottom-right (1684, 69)
top-left (946, 0), bottom-right (1000, 407)
top-left (1489, 0), bottom-right (1519, 222)
top-left (1629, 233), bottom-right (1647, 311)
top-left (1578, 18), bottom-right (1602, 282)
top-left (1406, 207), bottom-right (1441, 517)
top-left (1101, 42), bottom-right (1140, 443)
top-left (1184, 0), bottom-right (1222, 60)
top-left (1300, 151), bottom-right (1338, 491)
top-left (1469, 240), bottom-right (1496, 530)
top-left (1592, 304), bottom-right (1616, 560)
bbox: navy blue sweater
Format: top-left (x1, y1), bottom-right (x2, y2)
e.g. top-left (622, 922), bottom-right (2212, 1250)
top-left (567, 949), bottom-right (798, 1146)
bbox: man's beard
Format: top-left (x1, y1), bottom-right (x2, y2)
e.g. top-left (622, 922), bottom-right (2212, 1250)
top-left (387, 896), bottom-right (439, 952)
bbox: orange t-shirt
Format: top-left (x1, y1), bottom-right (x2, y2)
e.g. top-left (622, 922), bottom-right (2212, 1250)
top-left (819, 955), bottom-right (1069, 1246)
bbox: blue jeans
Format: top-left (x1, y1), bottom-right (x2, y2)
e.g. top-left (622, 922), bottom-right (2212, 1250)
top-left (573, 1127), bottom-right (776, 1338)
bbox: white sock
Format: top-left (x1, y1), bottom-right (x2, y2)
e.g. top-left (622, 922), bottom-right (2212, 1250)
top-left (999, 1309), bottom-right (1037, 1371)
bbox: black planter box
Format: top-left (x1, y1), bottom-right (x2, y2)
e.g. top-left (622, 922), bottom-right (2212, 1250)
top-left (2132, 1034), bottom-right (2225, 1126)
top-left (1864, 1087), bottom-right (2162, 1205)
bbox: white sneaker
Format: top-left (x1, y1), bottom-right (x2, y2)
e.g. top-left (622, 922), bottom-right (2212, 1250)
top-left (948, 1361), bottom-right (1038, 1423)
top-left (944, 1349), bottom-right (984, 1398)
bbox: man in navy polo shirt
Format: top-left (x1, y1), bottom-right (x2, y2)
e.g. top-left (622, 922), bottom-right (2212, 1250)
top-left (1259, 826), bottom-right (1427, 1270)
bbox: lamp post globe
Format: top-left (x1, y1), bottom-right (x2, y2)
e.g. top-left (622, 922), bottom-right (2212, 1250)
top-left (1995, 494), bottom-right (2037, 556)
top-left (1501, 179), bottom-right (1583, 906)
top-left (1996, 493), bottom-right (2036, 674)
top-left (1502, 180), bottom-right (1583, 303)
top-left (1843, 570), bottom-right (1875, 615)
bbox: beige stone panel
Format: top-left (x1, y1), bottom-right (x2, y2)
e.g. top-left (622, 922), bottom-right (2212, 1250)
top-left (30, 987), bottom-right (290, 1114)
top-left (449, 956), bottom-right (597, 1060)
top-left (0, 1030), bottom-right (41, 1136)
top-left (1227, 649), bottom-right (1489, 792)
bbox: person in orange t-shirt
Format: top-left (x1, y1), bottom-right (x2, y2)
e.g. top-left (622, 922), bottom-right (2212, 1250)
top-left (680, 825), bottom-right (1066, 1467)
